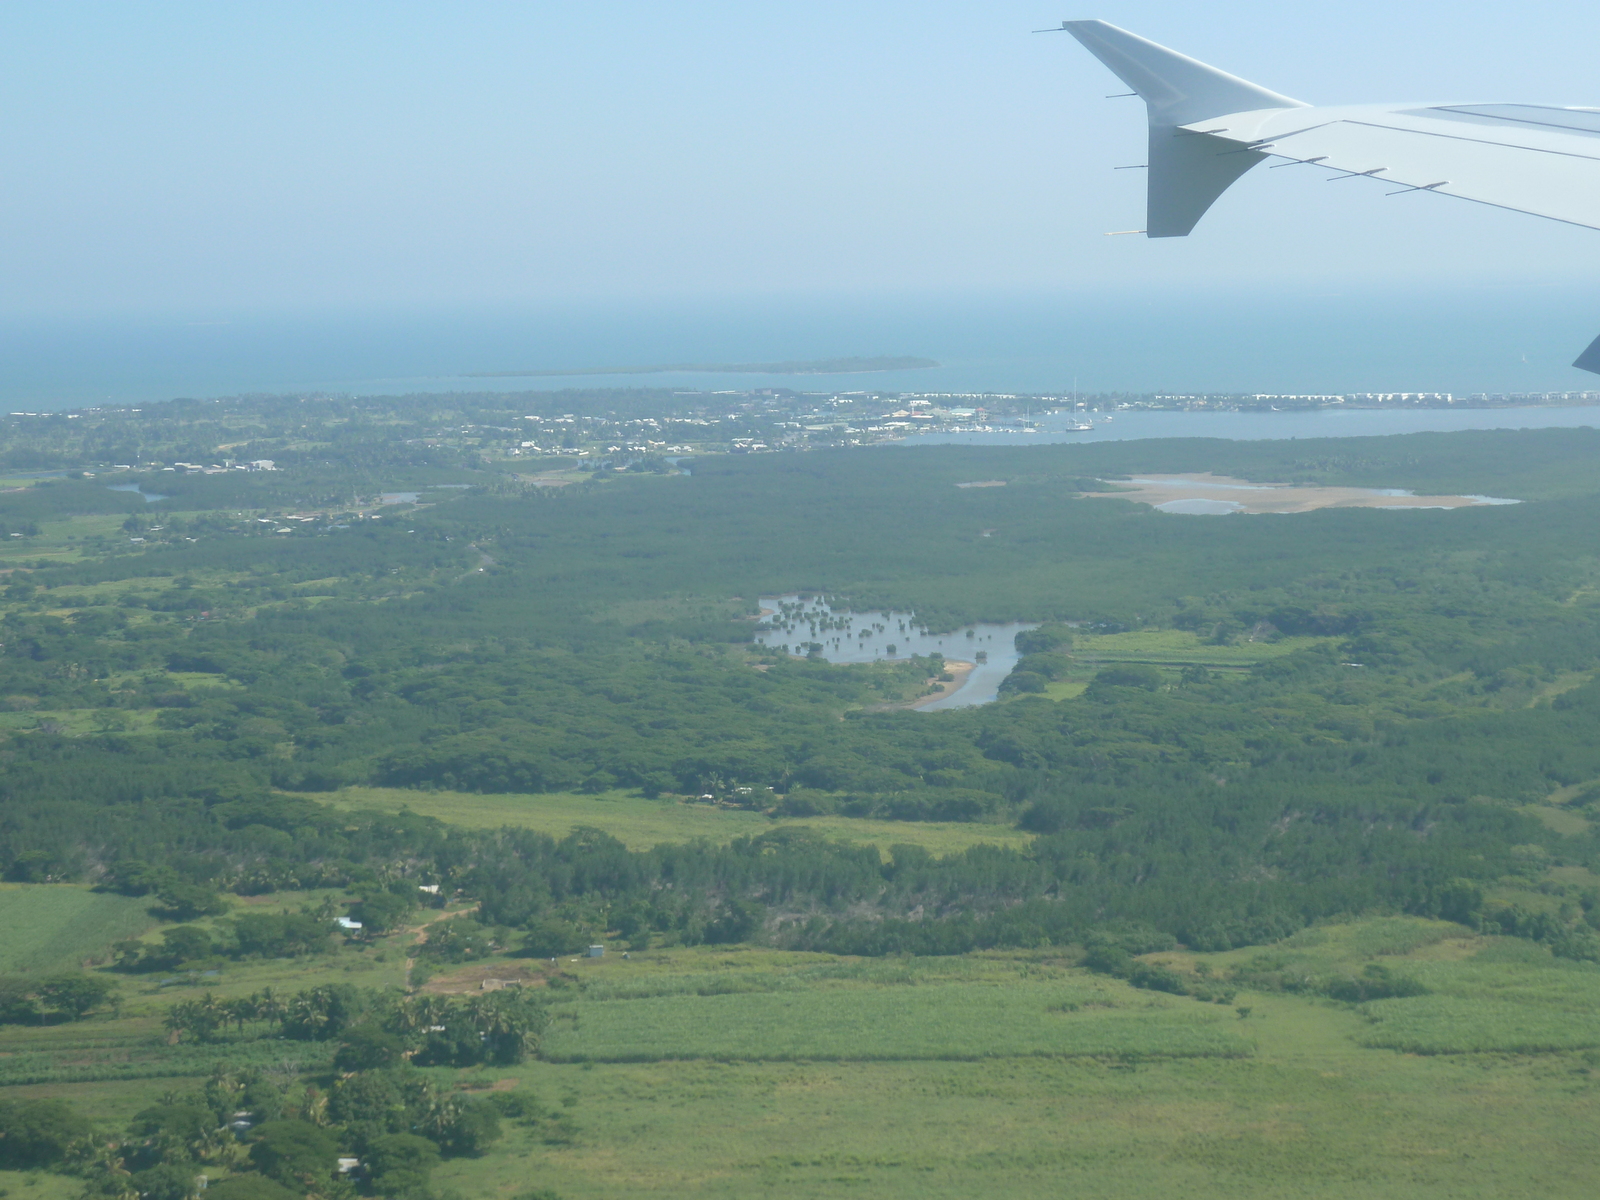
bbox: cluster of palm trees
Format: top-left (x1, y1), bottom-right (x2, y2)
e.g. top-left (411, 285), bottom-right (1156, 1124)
top-left (163, 989), bottom-right (286, 1043)
top-left (387, 990), bottom-right (546, 1066)
top-left (163, 984), bottom-right (546, 1067)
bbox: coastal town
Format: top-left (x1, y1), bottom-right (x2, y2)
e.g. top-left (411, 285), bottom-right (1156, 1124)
top-left (6, 386), bottom-right (1600, 477)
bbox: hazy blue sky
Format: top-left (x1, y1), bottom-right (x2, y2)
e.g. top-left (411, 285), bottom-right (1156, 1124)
top-left (5, 1), bottom-right (1600, 320)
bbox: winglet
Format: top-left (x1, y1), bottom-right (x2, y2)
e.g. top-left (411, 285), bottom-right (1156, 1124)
top-left (1574, 331), bottom-right (1600, 375)
top-left (1063, 20), bottom-right (1306, 236)
top-left (1063, 20), bottom-right (1303, 125)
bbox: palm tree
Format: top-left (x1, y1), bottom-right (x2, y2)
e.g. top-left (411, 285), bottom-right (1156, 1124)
top-left (250, 987), bottom-right (286, 1027)
top-left (223, 998), bottom-right (254, 1035)
top-left (395, 993), bottom-right (450, 1036)
top-left (164, 994), bottom-right (225, 1043)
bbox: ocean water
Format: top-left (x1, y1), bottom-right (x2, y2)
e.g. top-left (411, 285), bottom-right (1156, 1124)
top-left (5, 285), bottom-right (1600, 410)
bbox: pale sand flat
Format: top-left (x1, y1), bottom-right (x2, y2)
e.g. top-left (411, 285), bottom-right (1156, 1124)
top-left (1092, 473), bottom-right (1506, 515)
top-left (910, 658), bottom-right (976, 708)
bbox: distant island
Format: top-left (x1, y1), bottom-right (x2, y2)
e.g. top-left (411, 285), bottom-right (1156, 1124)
top-left (463, 355), bottom-right (939, 378)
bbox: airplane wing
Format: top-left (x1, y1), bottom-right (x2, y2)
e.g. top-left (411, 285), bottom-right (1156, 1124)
top-left (1195, 102), bottom-right (1600, 234)
top-left (1061, 20), bottom-right (1600, 372)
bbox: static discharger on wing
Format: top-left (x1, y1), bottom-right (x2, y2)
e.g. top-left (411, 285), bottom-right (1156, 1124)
top-left (1050, 18), bottom-right (1600, 374)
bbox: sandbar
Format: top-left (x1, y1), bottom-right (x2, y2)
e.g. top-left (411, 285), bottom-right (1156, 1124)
top-left (910, 658), bottom-right (976, 708)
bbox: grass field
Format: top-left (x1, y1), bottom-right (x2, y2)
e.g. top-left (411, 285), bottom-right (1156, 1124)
top-left (0, 1026), bottom-right (337, 1087)
top-left (0, 1170), bottom-right (78, 1200)
top-left (0, 707), bottom-right (164, 735)
top-left (1521, 802), bottom-right (1593, 835)
top-left (1026, 629), bottom-right (1330, 699)
top-left (0, 514), bottom-right (129, 565)
top-left (310, 787), bottom-right (1035, 856)
top-left (541, 967), bottom-right (1246, 1062)
top-left (433, 1049), bottom-right (1600, 1200)
top-left (5, 899), bottom-right (1600, 1198)
top-left (543, 986), bottom-right (1246, 1063)
top-left (1357, 994), bottom-right (1600, 1053)
top-left (1071, 628), bottom-right (1334, 667)
top-left (0, 885), bottom-right (157, 973)
top-left (432, 929), bottom-right (1600, 1200)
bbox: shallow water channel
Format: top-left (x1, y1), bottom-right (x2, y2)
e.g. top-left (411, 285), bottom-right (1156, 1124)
top-left (105, 483), bottom-right (168, 502)
top-left (755, 595), bottom-right (1037, 711)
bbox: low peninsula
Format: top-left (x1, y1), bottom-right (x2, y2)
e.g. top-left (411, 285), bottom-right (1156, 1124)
top-left (464, 355), bottom-right (938, 378)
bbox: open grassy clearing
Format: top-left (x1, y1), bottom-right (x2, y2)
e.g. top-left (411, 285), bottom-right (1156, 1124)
top-left (4, 917), bottom-right (1600, 1197)
top-left (1545, 776), bottom-right (1600, 805)
top-left (1023, 628), bottom-right (1336, 702)
top-left (435, 1049), bottom-right (1600, 1200)
top-left (107, 935), bottom-right (413, 1004)
top-left (541, 980), bottom-right (1247, 1062)
top-left (310, 786), bottom-right (1034, 856)
top-left (0, 514), bottom-right (130, 564)
top-left (1070, 628), bottom-right (1335, 666)
top-left (536, 950), bottom-right (1246, 1064)
top-left (1521, 802), bottom-right (1592, 835)
top-left (0, 707), bottom-right (164, 735)
top-left (0, 1169), bottom-right (78, 1200)
top-left (0, 903), bottom-right (417, 1085)
top-left (1215, 915), bottom-right (1470, 965)
top-left (597, 595), bottom-right (755, 627)
top-left (0, 885), bottom-right (156, 973)
top-left (446, 929), bottom-right (1600, 1199)
top-left (1189, 918), bottom-right (1600, 1055)
top-left (0, 1025), bottom-right (336, 1087)
top-left (0, 1077), bottom-right (206, 1131)
top-left (1527, 671), bottom-right (1595, 706)
top-left (1358, 995), bottom-right (1600, 1053)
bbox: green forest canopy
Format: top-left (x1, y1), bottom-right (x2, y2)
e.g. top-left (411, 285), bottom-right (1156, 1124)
top-left (0, 403), bottom-right (1597, 960)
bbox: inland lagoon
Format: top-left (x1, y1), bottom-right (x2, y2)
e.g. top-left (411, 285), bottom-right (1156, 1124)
top-left (756, 594), bottom-right (1036, 710)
